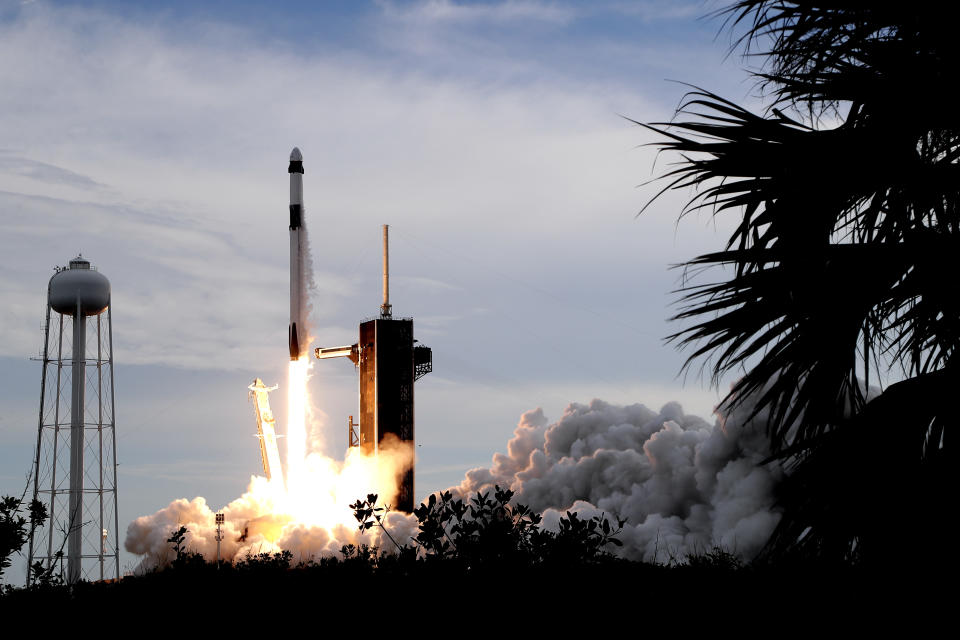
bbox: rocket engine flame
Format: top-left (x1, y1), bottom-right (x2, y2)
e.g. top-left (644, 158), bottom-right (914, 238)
top-left (284, 359), bottom-right (310, 503)
top-left (125, 355), bottom-right (415, 572)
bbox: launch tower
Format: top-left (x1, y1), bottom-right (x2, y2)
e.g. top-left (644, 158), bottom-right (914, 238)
top-left (315, 225), bottom-right (431, 512)
top-left (248, 378), bottom-right (284, 487)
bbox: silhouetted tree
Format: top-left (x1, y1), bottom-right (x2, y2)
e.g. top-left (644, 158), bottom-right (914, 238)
top-left (352, 488), bottom-right (624, 568)
top-left (1, 495), bottom-right (47, 582)
top-left (642, 2), bottom-right (957, 563)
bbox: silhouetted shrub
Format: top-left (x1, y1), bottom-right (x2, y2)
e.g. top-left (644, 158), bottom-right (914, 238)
top-left (352, 486), bottom-right (625, 571)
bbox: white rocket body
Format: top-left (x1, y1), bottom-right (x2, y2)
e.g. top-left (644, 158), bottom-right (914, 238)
top-left (288, 147), bottom-right (308, 360)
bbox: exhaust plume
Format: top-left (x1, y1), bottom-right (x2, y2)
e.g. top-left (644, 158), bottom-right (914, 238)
top-left (125, 436), bottom-right (416, 571)
top-left (126, 391), bottom-right (783, 569)
top-left (450, 395), bottom-right (784, 563)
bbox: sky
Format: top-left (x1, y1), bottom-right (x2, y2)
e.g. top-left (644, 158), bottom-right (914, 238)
top-left (0, 0), bottom-right (764, 576)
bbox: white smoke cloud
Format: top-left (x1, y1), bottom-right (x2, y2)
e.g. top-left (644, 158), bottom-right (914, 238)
top-left (126, 393), bottom-right (782, 570)
top-left (451, 395), bottom-right (784, 563)
top-left (124, 438), bottom-right (417, 572)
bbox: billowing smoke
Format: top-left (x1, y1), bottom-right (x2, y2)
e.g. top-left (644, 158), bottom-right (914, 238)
top-left (450, 395), bottom-right (783, 563)
top-left (127, 393), bottom-right (782, 569)
top-left (125, 436), bottom-right (417, 572)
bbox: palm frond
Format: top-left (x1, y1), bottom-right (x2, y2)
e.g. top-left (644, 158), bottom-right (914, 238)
top-left (642, 2), bottom-right (960, 562)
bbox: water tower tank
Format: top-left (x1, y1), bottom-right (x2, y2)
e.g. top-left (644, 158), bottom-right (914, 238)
top-left (48, 256), bottom-right (110, 315)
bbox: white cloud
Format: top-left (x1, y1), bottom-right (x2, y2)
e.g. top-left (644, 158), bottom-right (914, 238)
top-left (376, 0), bottom-right (576, 26)
top-left (0, 153), bottom-right (107, 190)
top-left (605, 1), bottom-right (706, 22)
top-left (392, 275), bottom-right (462, 292)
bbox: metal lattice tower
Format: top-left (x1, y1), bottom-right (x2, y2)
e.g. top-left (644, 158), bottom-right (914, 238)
top-left (27, 255), bottom-right (119, 585)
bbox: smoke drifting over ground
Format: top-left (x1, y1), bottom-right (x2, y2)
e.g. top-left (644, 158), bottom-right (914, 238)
top-left (451, 395), bottom-right (783, 563)
top-left (126, 394), bottom-right (782, 568)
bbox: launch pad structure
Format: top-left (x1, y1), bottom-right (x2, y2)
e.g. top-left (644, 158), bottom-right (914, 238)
top-left (248, 378), bottom-right (284, 487)
top-left (316, 225), bottom-right (432, 513)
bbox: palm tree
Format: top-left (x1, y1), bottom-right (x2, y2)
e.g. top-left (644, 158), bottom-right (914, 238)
top-left (642, 2), bottom-right (957, 563)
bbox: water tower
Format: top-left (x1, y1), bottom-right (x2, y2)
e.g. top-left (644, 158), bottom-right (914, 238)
top-left (26, 255), bottom-right (119, 584)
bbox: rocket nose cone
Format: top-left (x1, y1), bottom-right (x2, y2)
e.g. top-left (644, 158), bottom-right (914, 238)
top-left (290, 147), bottom-right (303, 162)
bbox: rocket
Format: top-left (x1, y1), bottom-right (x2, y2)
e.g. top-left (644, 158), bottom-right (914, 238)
top-left (288, 147), bottom-right (308, 360)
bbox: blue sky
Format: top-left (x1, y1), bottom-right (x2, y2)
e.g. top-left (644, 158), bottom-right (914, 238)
top-left (0, 0), bottom-right (768, 576)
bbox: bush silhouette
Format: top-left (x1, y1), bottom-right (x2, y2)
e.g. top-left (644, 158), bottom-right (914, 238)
top-left (352, 486), bottom-right (625, 570)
